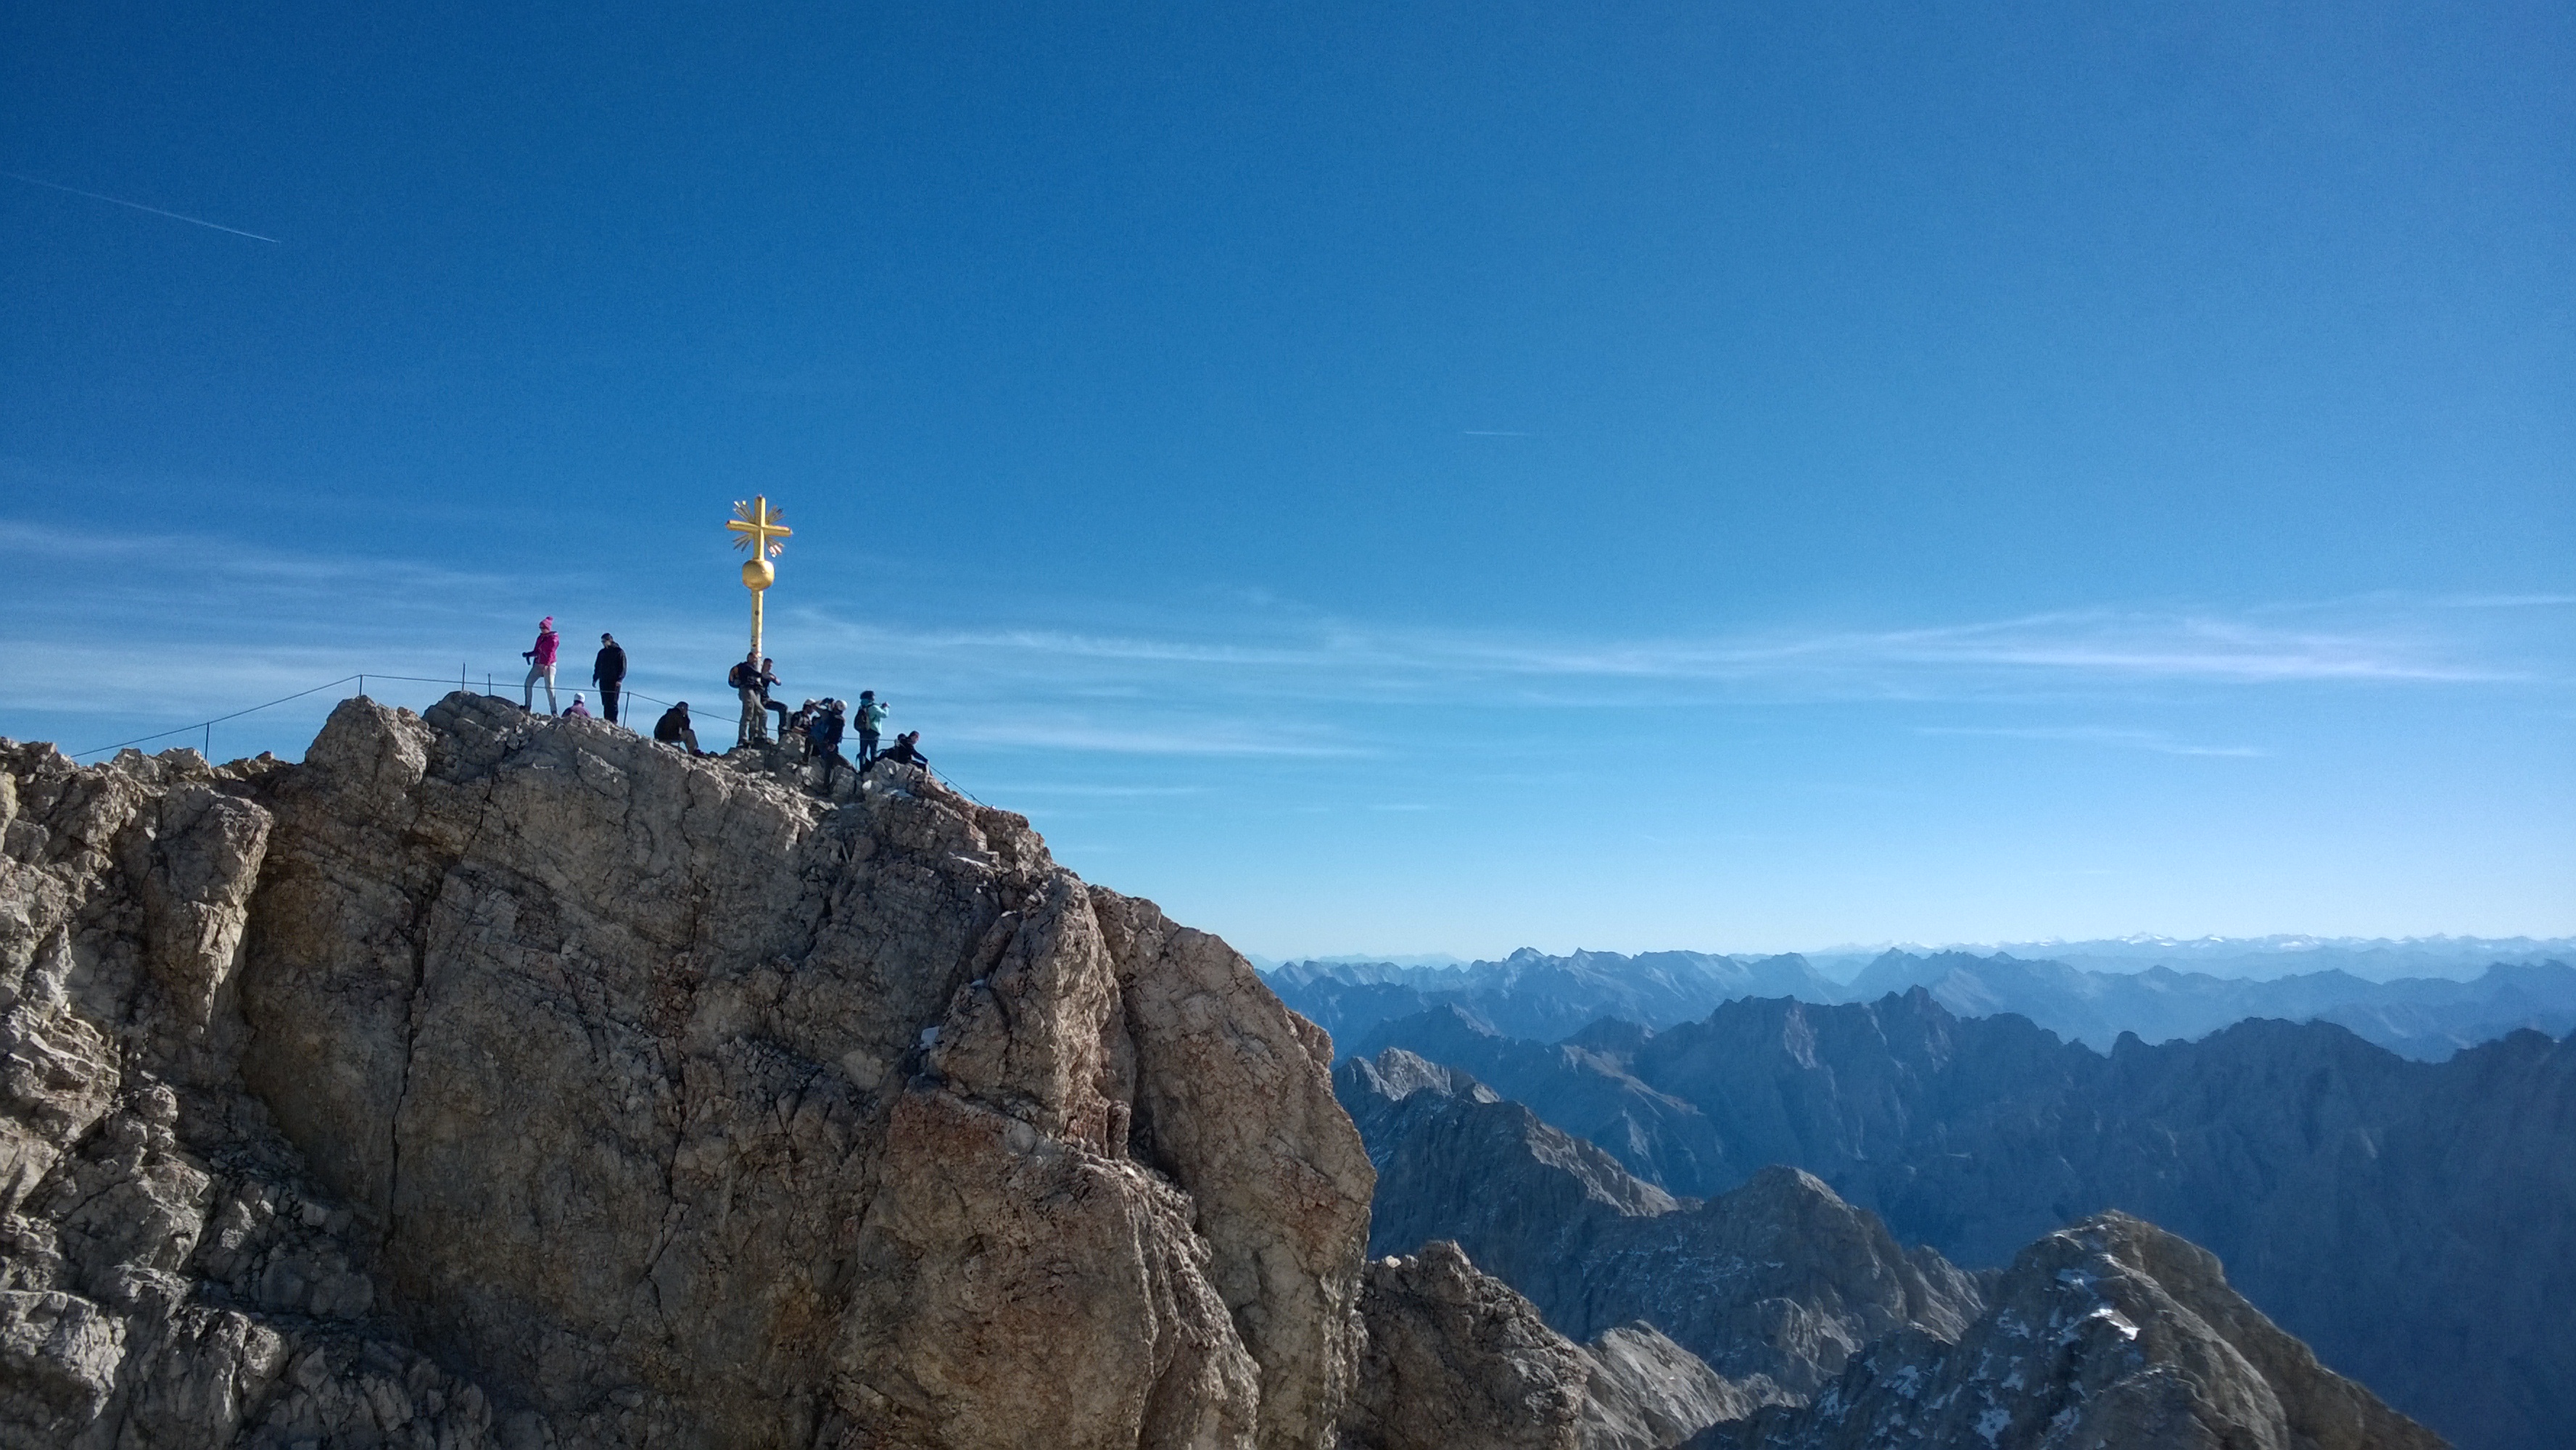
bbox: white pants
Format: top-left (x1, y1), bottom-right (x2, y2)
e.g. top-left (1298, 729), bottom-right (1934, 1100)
top-left (524, 663), bottom-right (558, 712)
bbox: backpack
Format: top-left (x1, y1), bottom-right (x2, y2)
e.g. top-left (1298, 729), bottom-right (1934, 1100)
top-left (808, 710), bottom-right (841, 748)
top-left (727, 661), bottom-right (752, 690)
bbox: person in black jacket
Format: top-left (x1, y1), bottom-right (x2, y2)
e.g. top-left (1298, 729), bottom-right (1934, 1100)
top-left (805, 698), bottom-right (848, 792)
top-left (867, 730), bottom-right (929, 774)
top-left (653, 701), bottom-right (702, 755)
top-left (593, 633), bottom-right (628, 724)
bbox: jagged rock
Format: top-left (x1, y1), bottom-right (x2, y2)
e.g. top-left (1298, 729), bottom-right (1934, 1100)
top-left (1574, 1323), bottom-right (1772, 1450)
top-left (1340, 1049), bottom-right (1980, 1398)
top-left (1345, 1240), bottom-right (1587, 1450)
top-left (1697, 1212), bottom-right (2445, 1450)
top-left (0, 695), bottom-right (1376, 1448)
top-left (1343, 1244), bottom-right (1785, 1450)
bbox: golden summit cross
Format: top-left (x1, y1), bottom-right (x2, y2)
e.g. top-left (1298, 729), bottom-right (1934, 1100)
top-left (726, 495), bottom-right (792, 660)
top-left (727, 495), bottom-right (791, 560)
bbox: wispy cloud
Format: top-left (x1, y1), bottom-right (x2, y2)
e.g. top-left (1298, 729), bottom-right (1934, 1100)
top-left (2430, 592), bottom-right (2576, 610)
top-left (1915, 726), bottom-right (2267, 758)
top-left (1, 515), bottom-right (2561, 765)
top-left (945, 718), bottom-right (1366, 758)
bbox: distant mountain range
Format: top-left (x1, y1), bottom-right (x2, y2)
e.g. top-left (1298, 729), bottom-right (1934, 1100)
top-left (1353, 992), bottom-right (2576, 1450)
top-left (1267, 945), bottom-right (2576, 1058)
top-left (1266, 935), bottom-right (2576, 985)
top-left (1966, 932), bottom-right (2576, 982)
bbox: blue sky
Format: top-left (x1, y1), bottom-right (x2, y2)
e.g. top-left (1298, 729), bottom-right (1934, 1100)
top-left (4, 1), bottom-right (2569, 956)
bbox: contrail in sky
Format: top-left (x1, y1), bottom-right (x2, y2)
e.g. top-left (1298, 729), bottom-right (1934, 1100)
top-left (2, 170), bottom-right (278, 243)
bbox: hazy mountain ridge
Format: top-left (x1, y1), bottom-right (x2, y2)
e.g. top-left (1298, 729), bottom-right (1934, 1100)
top-left (1272, 949), bottom-right (1839, 1045)
top-left (1361, 991), bottom-right (2569, 1449)
top-left (1849, 949), bottom-right (2576, 1054)
top-left (1975, 933), bottom-right (2576, 982)
top-left (1269, 945), bottom-right (2576, 1061)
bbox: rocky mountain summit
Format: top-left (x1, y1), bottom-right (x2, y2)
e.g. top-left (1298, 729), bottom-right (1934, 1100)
top-left (0, 694), bottom-right (2477, 1449)
top-left (1, 694), bottom-right (1399, 1449)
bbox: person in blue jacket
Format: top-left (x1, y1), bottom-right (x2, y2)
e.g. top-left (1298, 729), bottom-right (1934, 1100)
top-left (856, 690), bottom-right (889, 764)
top-left (806, 698), bottom-right (848, 792)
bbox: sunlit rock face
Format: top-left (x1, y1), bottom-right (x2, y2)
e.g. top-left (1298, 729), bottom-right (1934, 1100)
top-left (0, 694), bottom-right (1373, 1449)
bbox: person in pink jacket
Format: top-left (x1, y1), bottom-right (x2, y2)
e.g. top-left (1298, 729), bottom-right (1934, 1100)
top-left (521, 616), bottom-right (561, 713)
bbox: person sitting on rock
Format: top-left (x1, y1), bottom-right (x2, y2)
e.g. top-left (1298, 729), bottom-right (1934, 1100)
top-left (783, 699), bottom-right (820, 758)
top-left (867, 730), bottom-right (929, 775)
top-left (653, 701), bottom-right (703, 755)
top-left (564, 693), bottom-right (592, 719)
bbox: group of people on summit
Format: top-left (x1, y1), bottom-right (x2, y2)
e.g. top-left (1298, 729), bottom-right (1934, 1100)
top-left (514, 616), bottom-right (927, 793)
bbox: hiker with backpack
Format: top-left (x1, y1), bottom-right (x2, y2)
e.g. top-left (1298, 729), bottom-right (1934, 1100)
top-left (521, 617), bottom-right (561, 713)
top-left (728, 650), bottom-right (783, 747)
top-left (856, 690), bottom-right (888, 764)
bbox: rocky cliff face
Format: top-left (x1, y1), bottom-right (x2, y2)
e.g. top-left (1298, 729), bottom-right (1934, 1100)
top-left (0, 694), bottom-right (1374, 1449)
top-left (1696, 1214), bottom-right (2443, 1450)
top-left (1365, 993), bottom-right (2571, 1450)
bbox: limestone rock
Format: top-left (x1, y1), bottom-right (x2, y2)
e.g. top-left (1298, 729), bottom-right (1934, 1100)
top-left (1573, 1323), bottom-right (1775, 1450)
top-left (1343, 1245), bottom-right (1778, 1450)
top-left (1344, 1240), bottom-right (1587, 1450)
top-left (0, 695), bottom-right (1375, 1448)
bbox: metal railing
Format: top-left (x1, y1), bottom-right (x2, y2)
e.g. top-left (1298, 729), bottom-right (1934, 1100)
top-left (65, 668), bottom-right (690, 761)
top-left (57, 668), bottom-right (999, 810)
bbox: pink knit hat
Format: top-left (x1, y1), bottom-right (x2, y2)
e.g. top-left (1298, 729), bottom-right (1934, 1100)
top-left (541, 616), bottom-right (554, 628)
